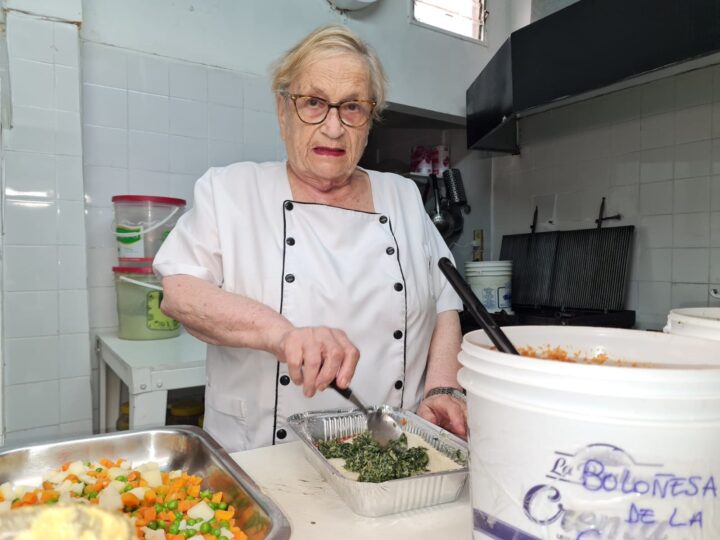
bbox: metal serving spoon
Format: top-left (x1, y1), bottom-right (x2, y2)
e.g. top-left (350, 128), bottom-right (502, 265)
top-left (329, 380), bottom-right (402, 447)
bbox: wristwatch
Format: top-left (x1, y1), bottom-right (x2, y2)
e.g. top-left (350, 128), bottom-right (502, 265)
top-left (424, 386), bottom-right (466, 402)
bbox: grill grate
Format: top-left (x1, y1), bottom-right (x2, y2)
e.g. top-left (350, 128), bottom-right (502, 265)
top-left (499, 226), bottom-right (634, 312)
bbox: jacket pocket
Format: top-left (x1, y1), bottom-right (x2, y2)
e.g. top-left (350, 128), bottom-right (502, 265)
top-left (204, 392), bottom-right (249, 452)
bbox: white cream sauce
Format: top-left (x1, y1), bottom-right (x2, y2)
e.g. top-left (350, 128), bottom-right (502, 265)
top-left (326, 432), bottom-right (463, 482)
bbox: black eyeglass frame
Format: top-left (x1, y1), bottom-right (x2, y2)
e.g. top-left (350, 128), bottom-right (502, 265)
top-left (283, 93), bottom-right (377, 127)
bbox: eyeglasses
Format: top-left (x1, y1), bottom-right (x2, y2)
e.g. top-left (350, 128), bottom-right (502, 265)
top-left (284, 93), bottom-right (376, 127)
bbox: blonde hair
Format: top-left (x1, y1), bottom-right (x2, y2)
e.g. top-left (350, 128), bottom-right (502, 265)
top-left (271, 25), bottom-right (387, 121)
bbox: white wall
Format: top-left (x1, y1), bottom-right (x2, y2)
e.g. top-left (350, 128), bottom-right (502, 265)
top-left (491, 65), bottom-right (720, 330)
top-left (2, 9), bottom-right (93, 446)
top-left (80, 0), bottom-right (510, 119)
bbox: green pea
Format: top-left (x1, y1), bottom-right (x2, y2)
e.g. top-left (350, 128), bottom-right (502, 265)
top-left (187, 495), bottom-right (195, 501)
top-left (166, 499), bottom-right (178, 510)
top-left (46, 498), bottom-right (58, 505)
top-left (200, 490), bottom-right (211, 499)
top-left (208, 502), bottom-right (218, 510)
top-left (156, 519), bottom-right (167, 529)
top-left (212, 529), bottom-right (222, 537)
top-left (116, 475), bottom-right (127, 482)
top-left (147, 521), bottom-right (158, 530)
top-left (174, 510), bottom-right (183, 520)
top-left (199, 522), bottom-right (211, 534)
top-left (154, 503), bottom-right (164, 513)
top-left (219, 536), bottom-right (230, 540)
top-left (122, 484), bottom-right (133, 493)
top-left (168, 524), bottom-right (179, 535)
top-left (186, 518), bottom-right (196, 526)
top-left (95, 467), bottom-right (103, 473)
top-left (218, 501), bottom-right (228, 510)
top-left (184, 529), bottom-right (197, 538)
top-left (87, 491), bottom-right (98, 499)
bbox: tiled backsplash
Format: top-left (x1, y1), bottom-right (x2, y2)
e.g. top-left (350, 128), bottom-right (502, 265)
top-left (81, 42), bottom-right (285, 431)
top-left (2, 12), bottom-right (92, 445)
top-left (492, 65), bottom-right (720, 330)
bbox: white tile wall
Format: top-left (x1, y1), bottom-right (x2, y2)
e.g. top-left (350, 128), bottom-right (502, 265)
top-left (493, 64), bottom-right (720, 330)
top-left (81, 43), bottom-right (282, 430)
top-left (2, 13), bottom-right (91, 445)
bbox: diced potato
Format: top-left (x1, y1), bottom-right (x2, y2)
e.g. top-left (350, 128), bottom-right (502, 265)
top-left (186, 500), bottom-right (214, 522)
top-left (67, 461), bottom-right (87, 476)
top-left (142, 468), bottom-right (162, 488)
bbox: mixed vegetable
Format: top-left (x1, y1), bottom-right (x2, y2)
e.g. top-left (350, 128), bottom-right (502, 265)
top-left (318, 432), bottom-right (430, 483)
top-left (0, 458), bottom-right (268, 540)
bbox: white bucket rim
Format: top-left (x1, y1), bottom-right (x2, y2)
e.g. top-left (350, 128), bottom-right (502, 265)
top-left (461, 326), bottom-right (720, 381)
top-left (667, 307), bottom-right (720, 325)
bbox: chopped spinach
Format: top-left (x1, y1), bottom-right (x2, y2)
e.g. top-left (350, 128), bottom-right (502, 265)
top-left (317, 432), bottom-right (429, 483)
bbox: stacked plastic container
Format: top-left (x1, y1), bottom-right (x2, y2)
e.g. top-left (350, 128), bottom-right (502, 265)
top-left (111, 195), bottom-right (186, 340)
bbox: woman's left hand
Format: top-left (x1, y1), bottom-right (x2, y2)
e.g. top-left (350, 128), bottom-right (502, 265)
top-left (417, 394), bottom-right (467, 439)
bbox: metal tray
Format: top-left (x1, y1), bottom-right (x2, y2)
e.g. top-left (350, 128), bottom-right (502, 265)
top-left (287, 406), bottom-right (469, 517)
top-left (0, 426), bottom-right (290, 540)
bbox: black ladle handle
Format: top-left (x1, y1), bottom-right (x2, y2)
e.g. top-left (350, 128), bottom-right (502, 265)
top-left (329, 379), bottom-right (367, 413)
top-left (329, 379), bottom-right (352, 399)
top-left (438, 257), bottom-right (519, 355)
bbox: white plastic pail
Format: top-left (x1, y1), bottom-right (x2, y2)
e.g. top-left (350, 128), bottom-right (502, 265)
top-left (112, 195), bottom-right (186, 266)
top-left (465, 261), bottom-right (512, 314)
top-left (458, 325), bottom-right (720, 539)
top-left (113, 266), bottom-right (180, 340)
top-left (664, 307), bottom-right (720, 342)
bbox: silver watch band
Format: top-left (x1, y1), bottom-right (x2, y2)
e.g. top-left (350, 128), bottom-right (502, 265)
top-left (424, 386), bottom-right (466, 402)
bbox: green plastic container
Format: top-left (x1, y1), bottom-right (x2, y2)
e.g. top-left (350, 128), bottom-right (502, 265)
top-left (113, 267), bottom-right (180, 340)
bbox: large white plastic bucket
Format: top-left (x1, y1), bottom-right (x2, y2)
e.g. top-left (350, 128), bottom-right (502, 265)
top-left (113, 267), bottom-right (180, 340)
top-left (664, 307), bottom-right (720, 342)
top-left (465, 261), bottom-right (512, 314)
top-left (112, 195), bottom-right (186, 266)
top-left (458, 326), bottom-right (720, 539)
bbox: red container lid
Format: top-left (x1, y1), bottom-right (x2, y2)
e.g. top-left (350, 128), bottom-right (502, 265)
top-left (112, 195), bottom-right (186, 206)
top-left (112, 266), bottom-right (156, 274)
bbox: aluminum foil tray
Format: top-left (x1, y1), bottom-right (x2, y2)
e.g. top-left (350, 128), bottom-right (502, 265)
top-left (287, 405), bottom-right (469, 517)
top-left (0, 426), bottom-right (290, 540)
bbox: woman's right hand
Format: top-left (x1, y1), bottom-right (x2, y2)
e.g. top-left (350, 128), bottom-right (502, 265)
top-left (274, 327), bottom-right (360, 398)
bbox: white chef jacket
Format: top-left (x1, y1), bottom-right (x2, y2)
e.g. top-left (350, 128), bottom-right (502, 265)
top-left (153, 161), bottom-right (461, 451)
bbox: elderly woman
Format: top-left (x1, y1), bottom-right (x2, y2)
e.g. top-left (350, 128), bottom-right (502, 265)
top-left (154, 25), bottom-right (466, 452)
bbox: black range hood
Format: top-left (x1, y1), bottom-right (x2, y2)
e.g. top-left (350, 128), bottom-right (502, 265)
top-left (467, 0), bottom-right (720, 153)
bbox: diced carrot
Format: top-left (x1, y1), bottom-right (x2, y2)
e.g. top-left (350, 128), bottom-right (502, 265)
top-left (135, 518), bottom-right (147, 528)
top-left (143, 489), bottom-right (157, 505)
top-left (66, 474), bottom-right (79, 482)
top-left (100, 458), bottom-right (114, 468)
top-left (158, 511), bottom-right (176, 522)
top-left (42, 481), bottom-right (53, 490)
top-left (233, 531), bottom-right (248, 540)
top-left (143, 506), bottom-right (157, 522)
top-left (21, 492), bottom-right (38, 505)
top-left (187, 484), bottom-right (200, 498)
top-left (178, 500), bottom-right (194, 512)
top-left (61, 462), bottom-right (71, 472)
top-left (128, 471), bottom-right (139, 482)
top-left (121, 492), bottom-right (140, 507)
top-left (215, 509), bottom-right (233, 522)
top-left (211, 491), bottom-right (223, 503)
top-left (41, 490), bottom-right (59, 503)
